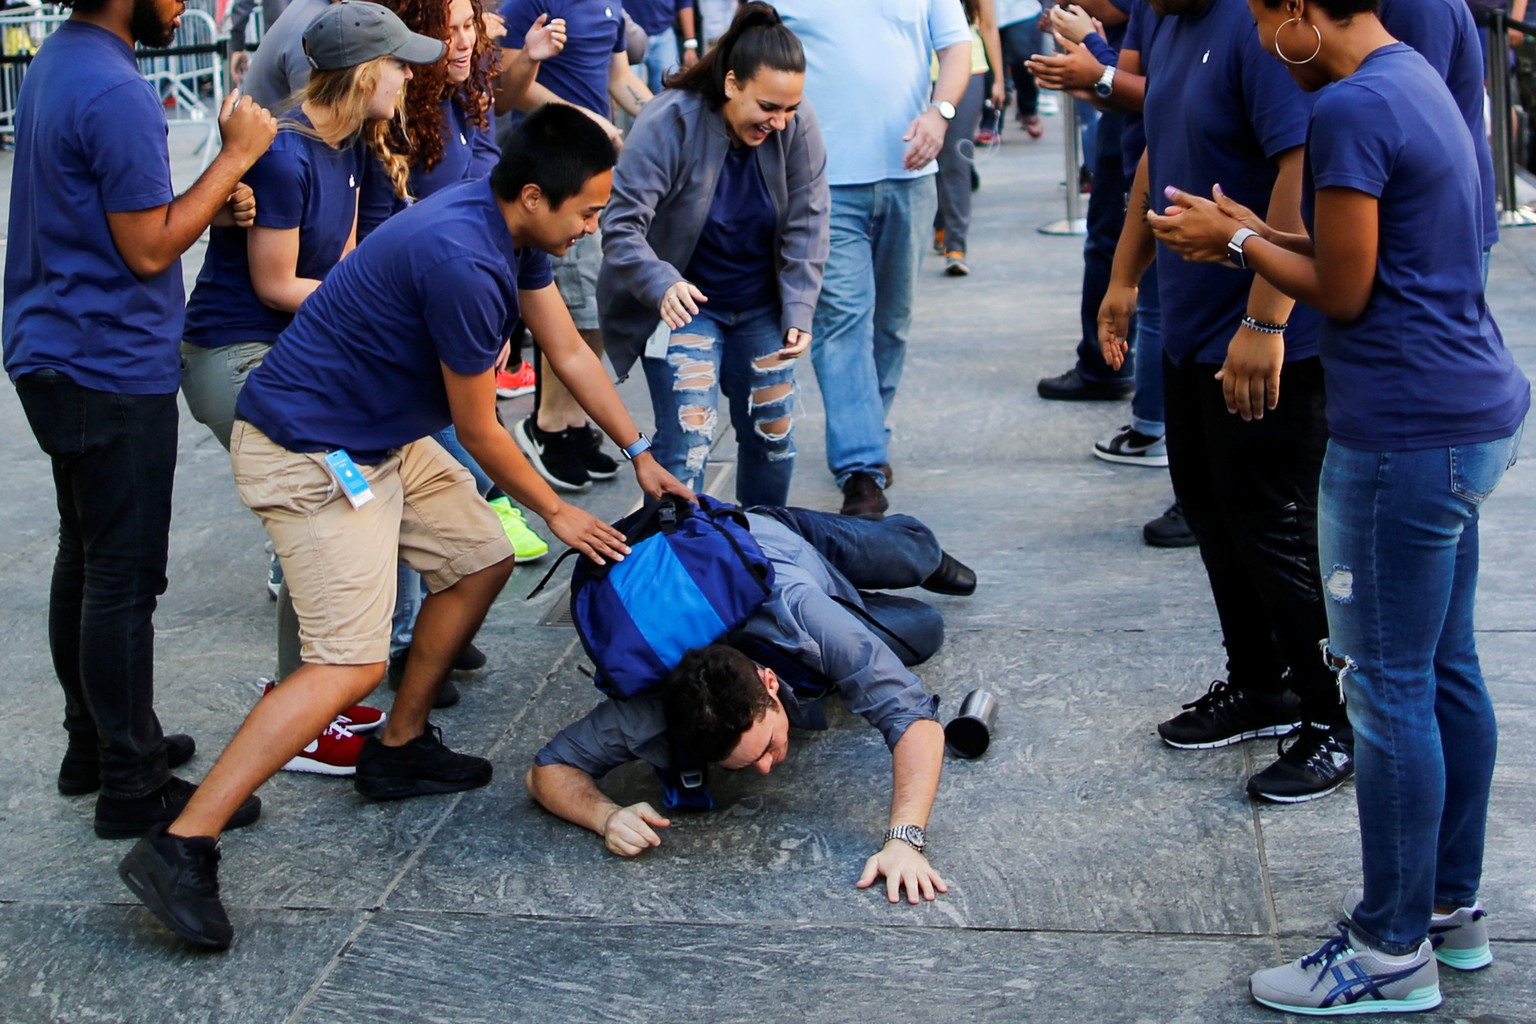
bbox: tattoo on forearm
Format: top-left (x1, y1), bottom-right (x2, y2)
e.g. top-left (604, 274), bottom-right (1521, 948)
top-left (1139, 189), bottom-right (1152, 219)
top-left (625, 85), bottom-right (646, 109)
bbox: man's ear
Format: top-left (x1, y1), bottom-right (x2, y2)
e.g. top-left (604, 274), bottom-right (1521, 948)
top-left (519, 182), bottom-right (544, 213)
top-left (758, 665), bottom-right (779, 698)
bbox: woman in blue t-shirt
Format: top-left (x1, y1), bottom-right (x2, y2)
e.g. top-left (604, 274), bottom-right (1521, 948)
top-left (1149, 0), bottom-right (1529, 1013)
top-left (597, 2), bottom-right (829, 506)
top-left (181, 4), bottom-right (441, 448)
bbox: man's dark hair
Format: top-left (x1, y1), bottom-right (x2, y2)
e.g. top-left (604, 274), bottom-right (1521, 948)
top-left (663, 2), bottom-right (805, 108)
top-left (491, 104), bottom-right (618, 208)
top-left (661, 645), bottom-right (775, 763)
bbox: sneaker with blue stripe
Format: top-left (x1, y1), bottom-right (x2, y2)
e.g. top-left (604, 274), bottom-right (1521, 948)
top-left (1340, 888), bottom-right (1493, 972)
top-left (1250, 924), bottom-right (1441, 1016)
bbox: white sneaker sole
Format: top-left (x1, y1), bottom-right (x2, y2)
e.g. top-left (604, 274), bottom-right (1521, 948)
top-left (1160, 722), bottom-right (1299, 750)
top-left (1093, 446), bottom-right (1170, 467)
top-left (281, 757), bottom-right (357, 776)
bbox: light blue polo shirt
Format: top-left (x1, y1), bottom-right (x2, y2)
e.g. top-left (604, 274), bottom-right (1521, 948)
top-left (772, 0), bottom-right (970, 186)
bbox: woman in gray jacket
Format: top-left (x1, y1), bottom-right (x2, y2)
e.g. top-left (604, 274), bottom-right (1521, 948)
top-left (597, 2), bottom-right (828, 505)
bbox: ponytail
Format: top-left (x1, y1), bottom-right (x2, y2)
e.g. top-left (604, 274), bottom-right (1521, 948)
top-left (663, 2), bottom-right (804, 107)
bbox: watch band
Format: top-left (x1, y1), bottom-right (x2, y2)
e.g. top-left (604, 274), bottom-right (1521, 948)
top-left (1227, 227), bottom-right (1259, 270)
top-left (682, 38), bottom-right (699, 49)
top-left (1094, 64), bottom-right (1117, 98)
top-left (621, 433), bottom-right (652, 461)
top-left (883, 824), bottom-right (927, 852)
top-left (932, 100), bottom-right (956, 121)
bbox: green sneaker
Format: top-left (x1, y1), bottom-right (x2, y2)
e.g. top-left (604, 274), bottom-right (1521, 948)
top-left (489, 497), bottom-right (549, 562)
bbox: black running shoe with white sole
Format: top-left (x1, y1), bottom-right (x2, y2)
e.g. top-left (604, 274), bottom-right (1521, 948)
top-left (1247, 724), bottom-right (1355, 803)
top-left (1157, 679), bottom-right (1300, 750)
top-left (514, 415), bottom-right (591, 492)
top-left (576, 423), bottom-right (619, 479)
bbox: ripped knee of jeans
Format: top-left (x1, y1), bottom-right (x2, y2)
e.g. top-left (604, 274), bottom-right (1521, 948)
top-left (1323, 564), bottom-right (1354, 605)
top-left (749, 382), bottom-right (794, 453)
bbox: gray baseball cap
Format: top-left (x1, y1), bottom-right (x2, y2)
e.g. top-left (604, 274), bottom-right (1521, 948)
top-left (302, 1), bottom-right (446, 72)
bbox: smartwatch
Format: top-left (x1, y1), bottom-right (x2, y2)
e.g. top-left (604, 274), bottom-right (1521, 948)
top-left (1093, 64), bottom-right (1117, 99)
top-left (932, 100), bottom-right (956, 121)
top-left (1227, 227), bottom-right (1259, 270)
top-left (621, 433), bottom-right (652, 461)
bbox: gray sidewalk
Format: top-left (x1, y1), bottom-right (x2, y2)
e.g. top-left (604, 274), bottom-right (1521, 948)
top-left (1, 121), bottom-right (1533, 1024)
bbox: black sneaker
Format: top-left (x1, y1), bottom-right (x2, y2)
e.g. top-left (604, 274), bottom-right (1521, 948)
top-left (353, 724), bottom-right (492, 801)
top-left (1157, 680), bottom-right (1300, 750)
top-left (576, 424), bottom-right (619, 480)
top-left (94, 776), bottom-right (262, 840)
top-left (118, 823), bottom-right (232, 950)
top-left (1247, 724), bottom-right (1355, 803)
top-left (59, 733), bottom-right (196, 797)
top-left (1036, 367), bottom-right (1133, 401)
top-left (1143, 502), bottom-right (1198, 548)
top-left (514, 416), bottom-right (592, 492)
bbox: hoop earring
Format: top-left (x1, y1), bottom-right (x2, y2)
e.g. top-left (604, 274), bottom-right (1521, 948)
top-left (1274, 17), bottom-right (1322, 65)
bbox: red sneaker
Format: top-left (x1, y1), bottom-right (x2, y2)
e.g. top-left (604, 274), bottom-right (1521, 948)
top-left (496, 360), bottom-right (536, 398)
top-left (283, 720), bottom-right (365, 776)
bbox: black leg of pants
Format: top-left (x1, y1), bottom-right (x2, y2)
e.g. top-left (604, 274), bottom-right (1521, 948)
top-left (16, 370), bottom-right (176, 798)
top-left (1161, 355), bottom-right (1345, 726)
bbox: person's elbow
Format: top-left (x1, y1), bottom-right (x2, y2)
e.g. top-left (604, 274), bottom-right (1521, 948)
top-left (119, 245), bottom-right (177, 280)
top-left (1317, 289), bottom-right (1371, 324)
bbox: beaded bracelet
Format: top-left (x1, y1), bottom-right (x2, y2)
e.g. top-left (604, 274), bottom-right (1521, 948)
top-left (1240, 315), bottom-right (1287, 334)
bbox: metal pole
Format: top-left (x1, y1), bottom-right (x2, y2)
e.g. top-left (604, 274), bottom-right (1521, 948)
top-left (1488, 11), bottom-right (1536, 226)
top-left (1039, 91), bottom-right (1087, 235)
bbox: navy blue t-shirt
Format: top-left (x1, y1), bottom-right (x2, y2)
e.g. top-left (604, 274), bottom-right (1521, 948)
top-left (1118, 0), bottom-right (1157, 180)
top-left (357, 95), bottom-right (501, 242)
top-left (1377, 0), bottom-right (1497, 251)
top-left (237, 179), bottom-right (555, 459)
top-left (1302, 44), bottom-right (1528, 451)
top-left (625, 0), bottom-right (692, 36)
top-left (500, 0), bottom-right (626, 120)
top-left (2, 22), bottom-right (181, 394)
top-left (684, 143), bottom-right (778, 313)
top-left (184, 116), bottom-right (365, 347)
top-left (1142, 0), bottom-right (1319, 364)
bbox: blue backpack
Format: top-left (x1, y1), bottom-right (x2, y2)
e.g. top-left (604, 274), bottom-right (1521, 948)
top-left (528, 495), bottom-right (774, 809)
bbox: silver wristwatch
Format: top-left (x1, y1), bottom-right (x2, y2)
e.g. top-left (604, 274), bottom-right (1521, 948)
top-left (1227, 227), bottom-right (1259, 270)
top-left (883, 824), bottom-right (927, 853)
top-left (932, 100), bottom-right (956, 121)
top-left (1093, 64), bottom-right (1117, 99)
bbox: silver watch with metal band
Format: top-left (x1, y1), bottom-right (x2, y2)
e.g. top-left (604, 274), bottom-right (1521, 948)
top-left (932, 100), bottom-right (956, 121)
top-left (621, 433), bottom-right (652, 461)
top-left (1093, 64), bottom-right (1117, 99)
top-left (883, 824), bottom-right (927, 853)
top-left (1227, 227), bottom-right (1259, 270)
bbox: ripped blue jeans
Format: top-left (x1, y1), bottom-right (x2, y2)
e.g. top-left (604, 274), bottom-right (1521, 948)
top-left (1319, 427), bottom-right (1523, 954)
top-left (642, 303), bottom-right (796, 506)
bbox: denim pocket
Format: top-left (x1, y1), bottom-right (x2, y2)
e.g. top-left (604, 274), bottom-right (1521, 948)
top-left (1450, 428), bottom-right (1521, 503)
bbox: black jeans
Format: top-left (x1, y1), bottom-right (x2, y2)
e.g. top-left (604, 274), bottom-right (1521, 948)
top-left (16, 370), bottom-right (178, 797)
top-left (1162, 355), bottom-right (1345, 726)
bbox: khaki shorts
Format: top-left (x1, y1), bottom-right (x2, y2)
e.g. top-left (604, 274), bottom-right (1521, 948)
top-left (552, 228), bottom-right (602, 330)
top-left (230, 421), bottom-right (513, 665)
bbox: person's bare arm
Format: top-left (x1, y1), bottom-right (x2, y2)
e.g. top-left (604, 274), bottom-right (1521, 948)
top-left (1098, 150), bottom-right (1156, 370)
top-left (905, 41), bottom-right (971, 170)
top-left (494, 15), bottom-right (566, 113)
top-left (526, 763), bottom-right (672, 856)
top-left (246, 226), bottom-right (321, 312)
top-left (977, 0), bottom-right (1006, 108)
top-left (609, 49), bottom-right (653, 116)
top-left (678, 4), bottom-right (698, 67)
top-left (855, 719), bottom-right (948, 904)
top-left (106, 92), bottom-right (276, 279)
top-left (1073, 0), bottom-right (1128, 29)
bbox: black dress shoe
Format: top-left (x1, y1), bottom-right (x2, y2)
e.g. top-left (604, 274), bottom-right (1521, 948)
top-left (59, 733), bottom-right (196, 797)
top-left (922, 552), bottom-right (977, 596)
top-left (839, 472), bottom-right (889, 517)
top-left (1036, 367), bottom-right (1134, 401)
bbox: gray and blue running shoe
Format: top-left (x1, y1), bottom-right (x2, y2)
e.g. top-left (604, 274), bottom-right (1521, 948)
top-left (1250, 924), bottom-right (1441, 1016)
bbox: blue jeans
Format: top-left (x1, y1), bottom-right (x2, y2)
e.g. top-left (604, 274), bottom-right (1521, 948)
top-left (1130, 260), bottom-right (1165, 437)
top-left (643, 30), bottom-right (679, 93)
top-left (749, 506), bottom-right (946, 663)
top-left (390, 426), bottom-right (495, 653)
top-left (811, 178), bottom-right (937, 486)
top-left (1323, 428), bottom-right (1523, 954)
top-left (643, 304), bottom-right (796, 507)
top-left (15, 370), bottom-right (178, 799)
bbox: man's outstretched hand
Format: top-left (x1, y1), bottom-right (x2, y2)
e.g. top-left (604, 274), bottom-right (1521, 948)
top-left (602, 802), bottom-right (671, 857)
top-left (857, 841), bottom-right (949, 904)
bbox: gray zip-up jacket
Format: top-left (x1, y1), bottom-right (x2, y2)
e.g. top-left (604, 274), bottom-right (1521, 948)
top-left (597, 87), bottom-right (830, 378)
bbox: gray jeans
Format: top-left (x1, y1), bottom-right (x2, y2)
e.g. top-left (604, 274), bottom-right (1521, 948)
top-left (179, 339), bottom-right (273, 450)
top-left (933, 74), bottom-right (986, 255)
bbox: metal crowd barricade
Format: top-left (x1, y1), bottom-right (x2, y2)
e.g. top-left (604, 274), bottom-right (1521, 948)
top-left (0, 3), bottom-right (229, 169)
top-left (1487, 9), bottom-right (1536, 227)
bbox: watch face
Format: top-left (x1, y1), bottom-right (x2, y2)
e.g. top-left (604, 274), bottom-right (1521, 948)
top-left (936, 101), bottom-right (956, 120)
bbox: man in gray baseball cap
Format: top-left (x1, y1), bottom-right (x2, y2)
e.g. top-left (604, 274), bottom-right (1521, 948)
top-left (301, 0), bottom-right (445, 71)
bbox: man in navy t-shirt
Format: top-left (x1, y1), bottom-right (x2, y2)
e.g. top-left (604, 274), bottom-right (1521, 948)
top-left (117, 105), bottom-right (692, 951)
top-left (3, 0), bottom-right (276, 839)
top-left (496, 0), bottom-right (659, 494)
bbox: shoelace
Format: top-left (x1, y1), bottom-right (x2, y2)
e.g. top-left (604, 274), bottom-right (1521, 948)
top-left (323, 719), bottom-right (356, 741)
top-left (1301, 924), bottom-right (1355, 975)
top-left (1181, 679), bottom-right (1239, 713)
top-left (1275, 726), bottom-right (1340, 770)
top-left (181, 839), bottom-right (223, 893)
